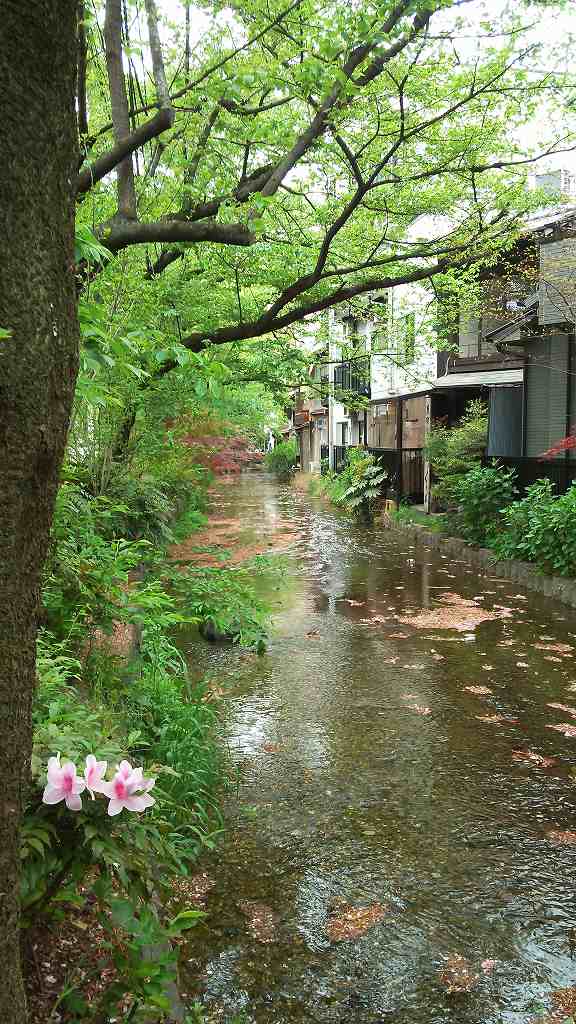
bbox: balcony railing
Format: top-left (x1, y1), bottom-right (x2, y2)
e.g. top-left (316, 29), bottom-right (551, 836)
top-left (333, 360), bottom-right (371, 399)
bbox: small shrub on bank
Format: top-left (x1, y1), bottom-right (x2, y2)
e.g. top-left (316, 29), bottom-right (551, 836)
top-left (490, 478), bottom-right (576, 576)
top-left (25, 633), bottom-right (207, 1019)
top-left (424, 399), bottom-right (487, 507)
top-left (318, 449), bottom-right (388, 521)
top-left (450, 463), bottom-right (518, 545)
top-left (265, 439), bottom-right (298, 480)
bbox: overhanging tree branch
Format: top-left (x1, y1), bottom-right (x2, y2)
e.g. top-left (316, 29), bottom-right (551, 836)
top-left (96, 217), bottom-right (255, 252)
top-left (76, 108), bottom-right (174, 195)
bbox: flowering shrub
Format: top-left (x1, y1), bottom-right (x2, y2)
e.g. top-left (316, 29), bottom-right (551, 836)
top-left (42, 754), bottom-right (155, 816)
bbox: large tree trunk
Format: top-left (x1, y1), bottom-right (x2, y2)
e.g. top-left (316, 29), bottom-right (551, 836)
top-left (0, 4), bottom-right (79, 1021)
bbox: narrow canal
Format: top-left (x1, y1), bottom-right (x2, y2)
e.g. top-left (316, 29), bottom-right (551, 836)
top-left (180, 472), bottom-right (576, 1024)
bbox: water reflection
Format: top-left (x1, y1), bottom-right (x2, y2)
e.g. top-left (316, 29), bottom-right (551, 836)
top-left (179, 472), bottom-right (576, 1023)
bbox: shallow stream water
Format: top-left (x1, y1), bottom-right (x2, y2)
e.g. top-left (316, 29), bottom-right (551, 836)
top-left (179, 472), bottom-right (576, 1024)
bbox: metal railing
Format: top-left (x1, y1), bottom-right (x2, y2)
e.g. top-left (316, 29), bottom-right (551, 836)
top-left (320, 444), bottom-right (329, 473)
top-left (332, 445), bottom-right (348, 473)
top-left (333, 361), bottom-right (371, 398)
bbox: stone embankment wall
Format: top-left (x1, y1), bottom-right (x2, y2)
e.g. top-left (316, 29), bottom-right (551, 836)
top-left (387, 521), bottom-right (576, 610)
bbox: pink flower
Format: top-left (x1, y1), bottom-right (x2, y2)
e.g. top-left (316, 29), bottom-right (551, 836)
top-left (43, 754), bottom-right (86, 811)
top-left (100, 760), bottom-right (156, 817)
top-left (84, 755), bottom-right (107, 798)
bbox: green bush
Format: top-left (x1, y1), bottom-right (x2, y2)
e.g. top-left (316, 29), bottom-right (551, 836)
top-left (265, 439), bottom-right (298, 479)
top-left (319, 449), bottom-right (388, 521)
top-left (450, 463), bottom-right (518, 545)
top-left (25, 630), bottom-right (217, 1020)
top-left (490, 479), bottom-right (576, 576)
top-left (424, 399), bottom-right (488, 507)
top-left (339, 454), bottom-right (389, 522)
top-left (167, 563), bottom-right (269, 647)
top-left (42, 484), bottom-right (151, 646)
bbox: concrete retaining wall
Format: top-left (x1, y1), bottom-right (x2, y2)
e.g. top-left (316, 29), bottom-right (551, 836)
top-left (386, 521), bottom-right (576, 609)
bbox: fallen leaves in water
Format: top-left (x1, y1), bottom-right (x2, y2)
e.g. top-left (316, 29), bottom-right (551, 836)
top-left (343, 598), bottom-right (365, 607)
top-left (544, 656), bottom-right (564, 664)
top-left (326, 901), bottom-right (389, 942)
top-left (464, 685), bottom-right (493, 696)
top-left (482, 664), bottom-right (495, 671)
top-left (516, 662), bottom-right (530, 668)
top-left (475, 714), bottom-right (519, 725)
top-left (383, 657), bottom-right (399, 664)
top-left (547, 703), bottom-right (576, 717)
top-left (202, 685), bottom-right (226, 702)
top-left (546, 830), bottom-right (576, 845)
top-left (438, 954), bottom-right (478, 994)
top-left (171, 872), bottom-right (214, 908)
top-left (238, 901), bottom-right (278, 943)
top-left (396, 593), bottom-right (509, 632)
top-left (547, 985), bottom-right (576, 1021)
top-left (546, 723), bottom-right (576, 738)
top-left (430, 651), bottom-right (445, 661)
top-left (407, 704), bottom-right (432, 715)
top-left (305, 629), bottom-right (320, 639)
top-left (512, 749), bottom-right (557, 767)
top-left (536, 643), bottom-right (574, 655)
top-left (262, 742), bottom-right (282, 754)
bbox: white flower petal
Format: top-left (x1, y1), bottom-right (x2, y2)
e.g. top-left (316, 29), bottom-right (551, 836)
top-left (42, 784), bottom-right (65, 805)
top-left (47, 756), bottom-right (62, 786)
top-left (124, 795), bottom-right (148, 812)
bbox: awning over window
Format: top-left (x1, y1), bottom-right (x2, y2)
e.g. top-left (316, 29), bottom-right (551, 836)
top-left (433, 369), bottom-right (524, 388)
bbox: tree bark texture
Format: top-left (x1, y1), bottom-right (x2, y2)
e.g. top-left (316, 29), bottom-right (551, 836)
top-left (0, 4), bottom-right (79, 1022)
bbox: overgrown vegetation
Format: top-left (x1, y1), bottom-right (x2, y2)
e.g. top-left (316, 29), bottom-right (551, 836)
top-left (428, 451), bottom-right (576, 577)
top-left (490, 477), bottom-right (576, 576)
top-left (314, 449), bottom-right (389, 522)
top-left (22, 284), bottom-right (280, 1019)
top-left (449, 463), bottom-right (518, 545)
top-left (265, 439), bottom-right (299, 481)
top-left (424, 400), bottom-right (488, 508)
